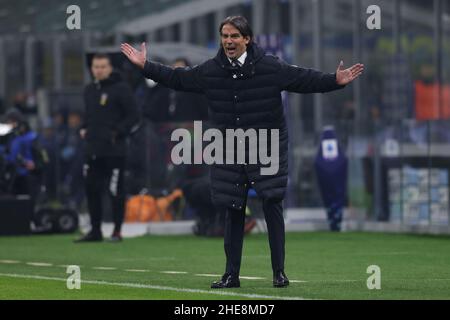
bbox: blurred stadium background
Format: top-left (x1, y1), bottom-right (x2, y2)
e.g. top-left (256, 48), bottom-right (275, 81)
top-left (1, 0), bottom-right (450, 301)
top-left (0, 0), bottom-right (450, 235)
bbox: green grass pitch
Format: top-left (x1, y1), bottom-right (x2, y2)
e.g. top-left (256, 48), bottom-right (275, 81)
top-left (0, 232), bottom-right (449, 300)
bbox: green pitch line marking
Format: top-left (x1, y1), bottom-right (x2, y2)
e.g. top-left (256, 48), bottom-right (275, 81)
top-left (160, 271), bottom-right (189, 274)
top-left (125, 269), bottom-right (150, 273)
top-left (0, 273), bottom-right (307, 300)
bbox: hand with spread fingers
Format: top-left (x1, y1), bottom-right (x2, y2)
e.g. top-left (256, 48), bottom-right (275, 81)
top-left (121, 42), bottom-right (147, 69)
top-left (336, 61), bottom-right (364, 85)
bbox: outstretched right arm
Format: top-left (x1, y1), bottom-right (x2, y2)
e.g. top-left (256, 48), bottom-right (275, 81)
top-left (121, 42), bottom-right (204, 93)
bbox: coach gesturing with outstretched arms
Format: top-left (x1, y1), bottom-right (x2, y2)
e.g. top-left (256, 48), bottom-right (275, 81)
top-left (122, 16), bottom-right (363, 288)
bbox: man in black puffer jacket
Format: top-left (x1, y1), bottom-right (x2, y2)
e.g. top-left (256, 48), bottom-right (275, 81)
top-left (75, 53), bottom-right (139, 243)
top-left (121, 16), bottom-right (364, 287)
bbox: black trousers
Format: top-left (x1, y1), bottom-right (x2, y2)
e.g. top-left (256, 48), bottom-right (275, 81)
top-left (84, 156), bottom-right (125, 235)
top-left (224, 198), bottom-right (285, 277)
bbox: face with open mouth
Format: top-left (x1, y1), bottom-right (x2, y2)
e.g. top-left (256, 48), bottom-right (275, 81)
top-left (220, 24), bottom-right (250, 60)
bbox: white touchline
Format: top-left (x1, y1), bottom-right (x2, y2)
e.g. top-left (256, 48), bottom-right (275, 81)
top-left (384, 278), bottom-right (450, 282)
top-left (57, 265), bottom-right (82, 268)
top-left (0, 259), bottom-right (374, 283)
top-left (26, 262), bottom-right (53, 267)
top-left (194, 274), bottom-right (270, 281)
top-left (0, 260), bottom-right (304, 283)
top-left (0, 273), bottom-right (307, 300)
top-left (239, 276), bottom-right (266, 280)
top-left (0, 260), bottom-right (20, 264)
top-left (313, 279), bottom-right (360, 282)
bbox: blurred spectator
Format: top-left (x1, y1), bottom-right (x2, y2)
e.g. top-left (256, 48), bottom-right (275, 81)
top-left (38, 118), bottom-right (58, 201)
top-left (132, 57), bottom-right (170, 190)
top-left (167, 58), bottom-right (209, 122)
top-left (314, 127), bottom-right (348, 232)
top-left (136, 56), bottom-right (169, 122)
top-left (13, 92), bottom-right (37, 115)
top-left (140, 57), bottom-right (209, 122)
top-left (61, 111), bottom-right (85, 210)
top-left (133, 58), bottom-right (209, 193)
top-left (3, 109), bottom-right (44, 199)
top-left (182, 175), bottom-right (223, 236)
top-left (182, 175), bottom-right (256, 237)
top-left (0, 96), bottom-right (5, 116)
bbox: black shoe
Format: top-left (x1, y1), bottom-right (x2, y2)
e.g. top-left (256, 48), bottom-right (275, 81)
top-left (211, 273), bottom-right (240, 289)
top-left (74, 231), bottom-right (103, 243)
top-left (108, 231), bottom-right (123, 242)
top-left (273, 270), bottom-right (289, 287)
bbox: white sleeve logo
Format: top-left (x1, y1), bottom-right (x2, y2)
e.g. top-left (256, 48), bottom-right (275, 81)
top-left (322, 139), bottom-right (338, 160)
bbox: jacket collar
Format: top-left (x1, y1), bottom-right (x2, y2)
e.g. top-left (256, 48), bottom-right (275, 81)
top-left (214, 43), bottom-right (265, 70)
top-left (95, 71), bottom-right (122, 88)
top-left (228, 51), bottom-right (247, 66)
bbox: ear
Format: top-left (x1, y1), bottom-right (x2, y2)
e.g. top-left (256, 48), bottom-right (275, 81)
top-left (244, 36), bottom-right (250, 45)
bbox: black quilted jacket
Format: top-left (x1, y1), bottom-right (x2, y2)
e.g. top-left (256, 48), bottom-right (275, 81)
top-left (142, 43), bottom-right (345, 210)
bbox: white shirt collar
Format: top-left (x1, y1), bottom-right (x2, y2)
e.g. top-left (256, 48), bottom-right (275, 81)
top-left (228, 51), bottom-right (247, 66)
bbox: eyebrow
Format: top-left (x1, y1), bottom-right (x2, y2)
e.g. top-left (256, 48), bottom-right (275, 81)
top-left (221, 33), bottom-right (242, 37)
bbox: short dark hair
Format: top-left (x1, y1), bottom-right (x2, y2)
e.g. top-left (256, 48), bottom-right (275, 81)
top-left (5, 108), bottom-right (24, 123)
top-left (92, 53), bottom-right (112, 64)
top-left (219, 16), bottom-right (253, 43)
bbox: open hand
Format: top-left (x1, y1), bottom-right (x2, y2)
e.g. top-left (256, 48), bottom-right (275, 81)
top-left (25, 160), bottom-right (35, 171)
top-left (79, 128), bottom-right (87, 139)
top-left (336, 61), bottom-right (364, 85)
top-left (121, 42), bottom-right (147, 69)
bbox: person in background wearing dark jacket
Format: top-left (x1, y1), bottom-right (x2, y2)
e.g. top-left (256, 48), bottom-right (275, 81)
top-left (75, 53), bottom-right (139, 243)
top-left (121, 16), bottom-right (363, 287)
top-left (165, 57), bottom-right (209, 122)
top-left (141, 57), bottom-right (208, 122)
top-left (4, 110), bottom-right (40, 198)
